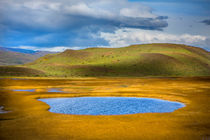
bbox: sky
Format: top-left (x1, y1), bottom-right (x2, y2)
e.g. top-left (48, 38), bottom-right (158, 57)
top-left (0, 0), bottom-right (210, 52)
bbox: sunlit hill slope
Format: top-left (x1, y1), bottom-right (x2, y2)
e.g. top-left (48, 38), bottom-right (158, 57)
top-left (1, 43), bottom-right (210, 77)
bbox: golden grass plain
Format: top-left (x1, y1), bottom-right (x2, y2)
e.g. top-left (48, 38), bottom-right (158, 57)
top-left (0, 77), bottom-right (210, 140)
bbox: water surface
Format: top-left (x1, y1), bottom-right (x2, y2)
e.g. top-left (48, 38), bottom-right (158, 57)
top-left (38, 97), bottom-right (185, 115)
top-left (0, 106), bottom-right (10, 114)
top-left (13, 89), bottom-right (35, 92)
top-left (48, 88), bottom-right (63, 93)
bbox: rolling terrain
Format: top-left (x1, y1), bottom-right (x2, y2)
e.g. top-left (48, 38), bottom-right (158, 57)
top-left (0, 47), bottom-right (55, 65)
top-left (0, 43), bottom-right (210, 77)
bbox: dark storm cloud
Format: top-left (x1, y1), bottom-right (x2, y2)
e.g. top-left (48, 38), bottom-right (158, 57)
top-left (201, 19), bottom-right (210, 25)
top-left (0, 0), bottom-right (168, 33)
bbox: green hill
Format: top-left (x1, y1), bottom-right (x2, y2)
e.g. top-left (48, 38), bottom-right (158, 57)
top-left (0, 43), bottom-right (210, 77)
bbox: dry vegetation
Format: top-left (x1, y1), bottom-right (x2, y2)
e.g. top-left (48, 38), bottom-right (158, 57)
top-left (0, 77), bottom-right (210, 140)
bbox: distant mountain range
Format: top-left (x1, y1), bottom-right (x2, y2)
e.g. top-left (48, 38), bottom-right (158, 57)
top-left (0, 43), bottom-right (209, 77)
top-left (0, 47), bottom-right (37, 54)
top-left (0, 47), bottom-right (56, 65)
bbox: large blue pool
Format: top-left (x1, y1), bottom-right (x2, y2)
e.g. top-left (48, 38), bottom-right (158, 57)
top-left (38, 97), bottom-right (185, 115)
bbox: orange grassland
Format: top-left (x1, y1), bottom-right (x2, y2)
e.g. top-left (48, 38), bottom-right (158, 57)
top-left (0, 77), bottom-right (210, 140)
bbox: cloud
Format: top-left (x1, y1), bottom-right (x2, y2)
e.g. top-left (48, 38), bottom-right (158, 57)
top-left (2, 0), bottom-right (209, 51)
top-left (99, 28), bottom-right (210, 50)
top-left (0, 0), bottom-right (168, 32)
top-left (9, 28), bottom-right (210, 52)
top-left (0, 0), bottom-right (169, 48)
top-left (201, 19), bottom-right (210, 25)
top-left (11, 46), bottom-right (81, 52)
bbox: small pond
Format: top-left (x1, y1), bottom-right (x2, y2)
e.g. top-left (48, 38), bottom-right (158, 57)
top-left (48, 88), bottom-right (63, 93)
top-left (13, 89), bottom-right (35, 92)
top-left (0, 106), bottom-right (10, 114)
top-left (12, 88), bottom-right (64, 93)
top-left (38, 97), bottom-right (185, 115)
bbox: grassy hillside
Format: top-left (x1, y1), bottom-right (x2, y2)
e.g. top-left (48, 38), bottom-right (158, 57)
top-left (0, 47), bottom-right (55, 65)
top-left (1, 43), bottom-right (210, 77)
top-left (0, 66), bottom-right (45, 77)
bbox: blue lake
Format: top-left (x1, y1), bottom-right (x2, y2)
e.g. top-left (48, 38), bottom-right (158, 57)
top-left (38, 97), bottom-right (185, 115)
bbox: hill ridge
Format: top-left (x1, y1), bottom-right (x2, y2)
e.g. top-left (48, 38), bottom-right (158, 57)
top-left (0, 43), bottom-right (210, 77)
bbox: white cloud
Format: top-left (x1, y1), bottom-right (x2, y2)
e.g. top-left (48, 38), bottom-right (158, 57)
top-left (9, 28), bottom-right (210, 52)
top-left (12, 46), bottom-right (81, 52)
top-left (99, 28), bottom-right (210, 49)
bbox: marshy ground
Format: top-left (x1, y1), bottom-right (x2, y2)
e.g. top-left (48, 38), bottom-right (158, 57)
top-left (0, 77), bottom-right (210, 140)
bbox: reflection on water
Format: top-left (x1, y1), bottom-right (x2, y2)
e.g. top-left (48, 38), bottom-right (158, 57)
top-left (39, 97), bottom-right (185, 115)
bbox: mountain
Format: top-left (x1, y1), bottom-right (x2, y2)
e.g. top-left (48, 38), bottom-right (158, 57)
top-left (0, 43), bottom-right (210, 77)
top-left (0, 47), bottom-right (55, 65)
top-left (0, 47), bottom-right (37, 54)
